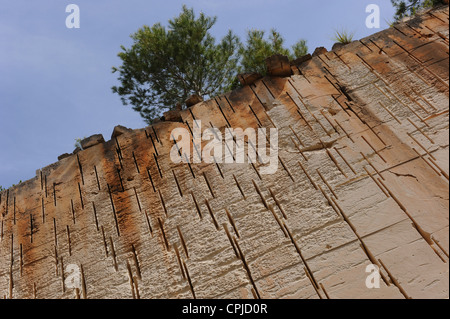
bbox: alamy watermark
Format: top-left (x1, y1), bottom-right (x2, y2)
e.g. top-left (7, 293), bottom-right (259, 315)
top-left (366, 4), bottom-right (381, 29)
top-left (65, 264), bottom-right (81, 289)
top-left (365, 264), bottom-right (381, 289)
top-left (170, 121), bottom-right (279, 175)
top-left (66, 4), bottom-right (80, 29)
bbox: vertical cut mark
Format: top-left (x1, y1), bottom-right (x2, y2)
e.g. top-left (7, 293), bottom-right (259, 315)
top-left (320, 110), bottom-right (339, 134)
top-left (183, 261), bottom-right (196, 299)
top-left (261, 80), bottom-right (275, 99)
top-left (298, 161), bottom-right (317, 190)
top-left (225, 209), bottom-right (240, 238)
top-left (205, 199), bottom-right (219, 230)
top-left (333, 147), bottom-right (356, 175)
top-left (78, 183), bottom-right (84, 210)
top-left (215, 162), bottom-right (224, 179)
top-left (132, 152), bottom-right (141, 174)
top-left (224, 95), bottom-right (236, 113)
top-left (428, 157), bottom-right (449, 180)
top-left (71, 199), bottom-right (76, 224)
top-left (173, 170), bottom-right (183, 197)
top-left (233, 174), bottom-right (246, 199)
top-left (215, 98), bottom-right (231, 127)
top-left (77, 155), bottom-right (84, 185)
top-left (248, 104), bottom-right (262, 126)
top-left (360, 152), bottom-right (384, 180)
top-left (363, 166), bottom-right (390, 197)
top-left (30, 214), bottom-right (33, 243)
top-left (407, 132), bottom-right (436, 161)
top-left (19, 243), bottom-right (23, 276)
top-left (44, 175), bottom-right (48, 198)
top-left (131, 244), bottom-right (142, 280)
top-left (407, 118), bottom-right (434, 144)
top-left (320, 283), bottom-right (331, 299)
top-left (223, 224), bottom-right (239, 258)
top-left (283, 223), bottom-right (320, 291)
top-left (378, 259), bottom-right (410, 299)
top-left (53, 218), bottom-right (58, 247)
top-left (159, 190), bottom-right (168, 217)
top-left (80, 264), bottom-right (87, 299)
top-left (290, 136), bottom-right (308, 162)
top-left (60, 257), bottom-right (65, 292)
top-left (411, 148), bottom-right (441, 176)
top-left (54, 245), bottom-right (59, 275)
top-left (249, 85), bottom-right (267, 109)
top-left (317, 169), bottom-right (338, 199)
top-left (326, 149), bottom-right (347, 178)
top-left (361, 136), bottom-right (387, 163)
top-left (153, 154), bottom-right (163, 178)
top-left (269, 188), bottom-right (287, 219)
top-left (107, 184), bottom-right (120, 237)
top-left (101, 226), bottom-right (108, 256)
top-left (252, 180), bottom-right (268, 209)
top-left (177, 226), bottom-right (189, 259)
top-left (116, 168), bottom-right (125, 192)
top-left (191, 193), bottom-right (203, 220)
top-left (151, 126), bottom-right (161, 144)
top-left (41, 197), bottom-right (45, 223)
top-left (53, 183), bottom-right (57, 207)
top-left (13, 197), bottom-right (16, 225)
top-left (185, 154), bottom-right (196, 179)
top-left (318, 185), bottom-right (342, 218)
top-left (134, 187), bottom-right (142, 212)
top-left (174, 245), bottom-right (186, 279)
top-left (94, 166), bottom-right (101, 190)
top-left (144, 210), bottom-right (153, 236)
top-left (157, 218), bottom-right (170, 251)
top-left (189, 108), bottom-right (198, 124)
top-left (251, 163), bottom-right (262, 180)
top-left (289, 125), bottom-right (305, 147)
top-left (66, 225), bottom-right (72, 256)
top-left (148, 130), bottom-right (159, 156)
top-left (334, 119), bottom-right (354, 142)
top-left (233, 238), bottom-right (261, 299)
top-left (279, 156), bottom-right (295, 182)
top-left (203, 173), bottom-right (215, 198)
top-left (109, 237), bottom-right (118, 271)
top-left (92, 202), bottom-right (99, 231)
top-left (147, 169), bottom-right (156, 192)
top-left (268, 205), bottom-right (288, 237)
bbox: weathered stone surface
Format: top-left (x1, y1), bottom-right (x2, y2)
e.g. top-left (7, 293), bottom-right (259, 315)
top-left (57, 153), bottom-right (72, 161)
top-left (237, 73), bottom-right (263, 86)
top-left (265, 54), bottom-right (292, 77)
top-left (185, 94), bottom-right (203, 107)
top-left (163, 109), bottom-right (183, 122)
top-left (290, 54), bottom-right (312, 66)
top-left (0, 6), bottom-right (448, 299)
top-left (111, 125), bottom-right (133, 139)
top-left (332, 42), bottom-right (346, 51)
top-left (80, 134), bottom-right (105, 150)
top-left (312, 47), bottom-right (328, 56)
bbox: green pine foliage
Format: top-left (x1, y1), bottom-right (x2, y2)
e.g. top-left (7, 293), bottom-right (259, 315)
top-left (112, 6), bottom-right (308, 124)
top-left (239, 29), bottom-right (308, 75)
top-left (112, 6), bottom-right (241, 124)
top-left (391, 0), bottom-right (446, 21)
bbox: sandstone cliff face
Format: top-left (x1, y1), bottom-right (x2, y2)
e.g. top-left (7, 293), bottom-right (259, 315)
top-left (1, 6), bottom-right (449, 299)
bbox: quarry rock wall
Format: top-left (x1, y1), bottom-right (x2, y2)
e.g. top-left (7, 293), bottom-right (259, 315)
top-left (0, 6), bottom-right (449, 299)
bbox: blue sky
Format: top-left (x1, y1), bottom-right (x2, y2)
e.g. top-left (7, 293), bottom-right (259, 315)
top-left (0, 0), bottom-right (396, 188)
